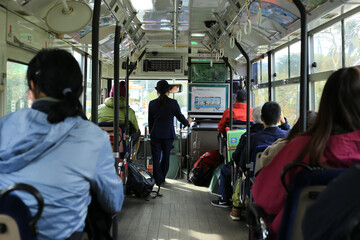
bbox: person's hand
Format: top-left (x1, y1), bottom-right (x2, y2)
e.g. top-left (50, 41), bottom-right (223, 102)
top-left (188, 117), bottom-right (193, 124)
top-left (279, 112), bottom-right (286, 124)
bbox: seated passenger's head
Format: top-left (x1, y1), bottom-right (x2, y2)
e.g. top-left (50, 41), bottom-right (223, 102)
top-left (314, 67), bottom-right (360, 133)
top-left (261, 101), bottom-right (281, 126)
top-left (236, 89), bottom-right (247, 103)
top-left (26, 48), bottom-right (83, 123)
top-left (110, 81), bottom-right (126, 98)
top-left (252, 106), bottom-right (262, 124)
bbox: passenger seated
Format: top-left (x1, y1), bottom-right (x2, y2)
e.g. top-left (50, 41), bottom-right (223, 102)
top-left (238, 101), bottom-right (290, 171)
top-left (211, 104), bottom-right (289, 209)
top-left (259, 111), bottom-right (317, 169)
top-left (217, 89), bottom-right (253, 134)
top-left (252, 67), bottom-right (360, 239)
top-left (302, 164), bottom-right (360, 240)
top-left (0, 49), bottom-right (124, 240)
top-left (97, 81), bottom-right (140, 137)
top-left (211, 106), bottom-right (262, 209)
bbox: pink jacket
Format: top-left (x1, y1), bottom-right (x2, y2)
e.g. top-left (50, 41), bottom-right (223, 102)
top-left (252, 130), bottom-right (360, 239)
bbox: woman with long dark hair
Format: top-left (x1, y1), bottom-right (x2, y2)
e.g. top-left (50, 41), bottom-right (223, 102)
top-left (252, 67), bottom-right (360, 239)
top-left (148, 80), bottom-right (190, 194)
top-left (0, 49), bottom-right (124, 239)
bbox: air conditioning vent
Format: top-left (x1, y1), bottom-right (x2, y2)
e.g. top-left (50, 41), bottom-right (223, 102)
top-left (143, 58), bottom-right (182, 72)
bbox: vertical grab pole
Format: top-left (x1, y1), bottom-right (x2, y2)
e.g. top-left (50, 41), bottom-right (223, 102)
top-left (223, 57), bottom-right (233, 130)
top-left (267, 52), bottom-right (272, 101)
top-left (91, 0), bottom-right (100, 123)
top-left (112, 23), bottom-right (121, 240)
top-left (293, 0), bottom-right (308, 132)
top-left (113, 24), bottom-right (121, 169)
top-left (125, 57), bottom-right (130, 136)
top-left (234, 39), bottom-right (251, 166)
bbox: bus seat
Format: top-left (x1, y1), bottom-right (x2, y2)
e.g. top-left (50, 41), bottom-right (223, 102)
top-left (98, 122), bottom-right (128, 184)
top-left (239, 145), bottom-right (269, 205)
top-left (278, 162), bottom-right (346, 240)
top-left (98, 122), bottom-right (126, 155)
top-left (0, 183), bottom-right (44, 240)
top-left (232, 120), bottom-right (254, 129)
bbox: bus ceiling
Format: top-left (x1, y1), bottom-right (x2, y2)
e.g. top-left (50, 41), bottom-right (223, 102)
top-left (4, 0), bottom-right (354, 63)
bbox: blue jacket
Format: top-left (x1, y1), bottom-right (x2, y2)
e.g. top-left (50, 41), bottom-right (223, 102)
top-left (239, 125), bottom-right (290, 169)
top-left (148, 97), bottom-right (189, 139)
top-left (0, 103), bottom-right (124, 240)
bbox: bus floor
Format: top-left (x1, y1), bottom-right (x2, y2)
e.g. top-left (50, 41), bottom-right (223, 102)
top-left (116, 178), bottom-right (249, 240)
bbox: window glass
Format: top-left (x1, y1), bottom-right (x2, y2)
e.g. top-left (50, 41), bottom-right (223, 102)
top-left (344, 12), bottom-right (360, 67)
top-left (261, 57), bottom-right (268, 83)
top-left (275, 84), bottom-right (299, 126)
top-left (85, 57), bottom-right (92, 118)
top-left (6, 62), bottom-right (29, 114)
top-left (274, 47), bottom-right (289, 80)
top-left (253, 88), bottom-right (268, 107)
top-left (314, 80), bottom-right (326, 110)
top-left (313, 23), bottom-right (342, 73)
top-left (290, 42), bottom-right (301, 78)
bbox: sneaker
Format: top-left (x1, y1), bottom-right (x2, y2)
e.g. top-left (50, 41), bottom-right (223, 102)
top-left (230, 207), bottom-right (241, 221)
top-left (211, 198), bottom-right (232, 208)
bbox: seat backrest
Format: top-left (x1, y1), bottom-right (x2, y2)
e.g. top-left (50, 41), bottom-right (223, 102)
top-left (229, 120), bottom-right (254, 130)
top-left (226, 129), bottom-right (246, 163)
top-left (249, 145), bottom-right (269, 179)
top-left (98, 122), bottom-right (125, 154)
top-left (278, 162), bottom-right (346, 240)
top-left (0, 183), bottom-right (44, 240)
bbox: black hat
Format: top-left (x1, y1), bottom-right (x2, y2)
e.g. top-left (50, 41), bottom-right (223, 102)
top-left (155, 80), bottom-right (170, 93)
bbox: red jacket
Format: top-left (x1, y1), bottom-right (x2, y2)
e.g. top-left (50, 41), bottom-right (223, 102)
top-left (252, 130), bottom-right (360, 239)
top-left (217, 102), bottom-right (253, 132)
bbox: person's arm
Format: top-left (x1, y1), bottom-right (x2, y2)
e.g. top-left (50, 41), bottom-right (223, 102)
top-left (148, 101), bottom-right (154, 132)
top-left (217, 109), bottom-right (229, 132)
top-left (91, 139), bottom-right (124, 213)
top-left (278, 112), bottom-right (290, 130)
top-left (129, 109), bottom-right (139, 131)
top-left (173, 100), bottom-right (189, 127)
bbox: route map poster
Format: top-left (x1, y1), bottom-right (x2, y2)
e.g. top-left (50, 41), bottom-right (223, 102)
top-left (188, 84), bottom-right (229, 113)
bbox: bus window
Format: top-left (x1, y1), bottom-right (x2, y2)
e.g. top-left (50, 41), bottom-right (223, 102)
top-left (290, 42), bottom-right (301, 78)
top-left (274, 47), bottom-right (289, 80)
top-left (344, 12), bottom-right (360, 67)
top-left (314, 80), bottom-right (327, 110)
top-left (261, 57), bottom-right (268, 83)
top-left (313, 22), bottom-right (342, 73)
top-left (6, 61), bottom-right (29, 114)
top-left (253, 88), bottom-right (268, 107)
top-left (275, 84), bottom-right (299, 125)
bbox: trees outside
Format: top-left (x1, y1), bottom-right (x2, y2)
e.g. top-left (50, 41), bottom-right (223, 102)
top-left (6, 62), bottom-right (29, 114)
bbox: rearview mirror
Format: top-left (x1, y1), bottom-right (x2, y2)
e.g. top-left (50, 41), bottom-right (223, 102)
top-left (169, 84), bottom-right (182, 93)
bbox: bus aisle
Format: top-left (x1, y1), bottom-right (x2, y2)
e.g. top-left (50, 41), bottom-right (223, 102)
top-left (117, 178), bottom-right (248, 240)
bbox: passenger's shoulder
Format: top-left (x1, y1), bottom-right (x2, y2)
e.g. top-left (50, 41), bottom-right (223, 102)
top-left (76, 118), bottom-right (108, 138)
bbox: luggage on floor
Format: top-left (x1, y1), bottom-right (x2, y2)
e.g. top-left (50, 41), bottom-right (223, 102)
top-left (189, 150), bottom-right (223, 187)
top-left (126, 162), bottom-right (155, 198)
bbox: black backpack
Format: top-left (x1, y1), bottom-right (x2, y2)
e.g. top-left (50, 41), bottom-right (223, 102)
top-left (126, 162), bottom-right (155, 198)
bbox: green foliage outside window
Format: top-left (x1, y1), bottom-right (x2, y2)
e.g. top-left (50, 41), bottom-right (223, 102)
top-left (6, 62), bottom-right (29, 114)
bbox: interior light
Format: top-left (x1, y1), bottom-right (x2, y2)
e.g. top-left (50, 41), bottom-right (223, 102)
top-left (191, 41), bottom-right (198, 45)
top-left (131, 0), bottom-right (153, 11)
top-left (191, 33), bottom-right (205, 37)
